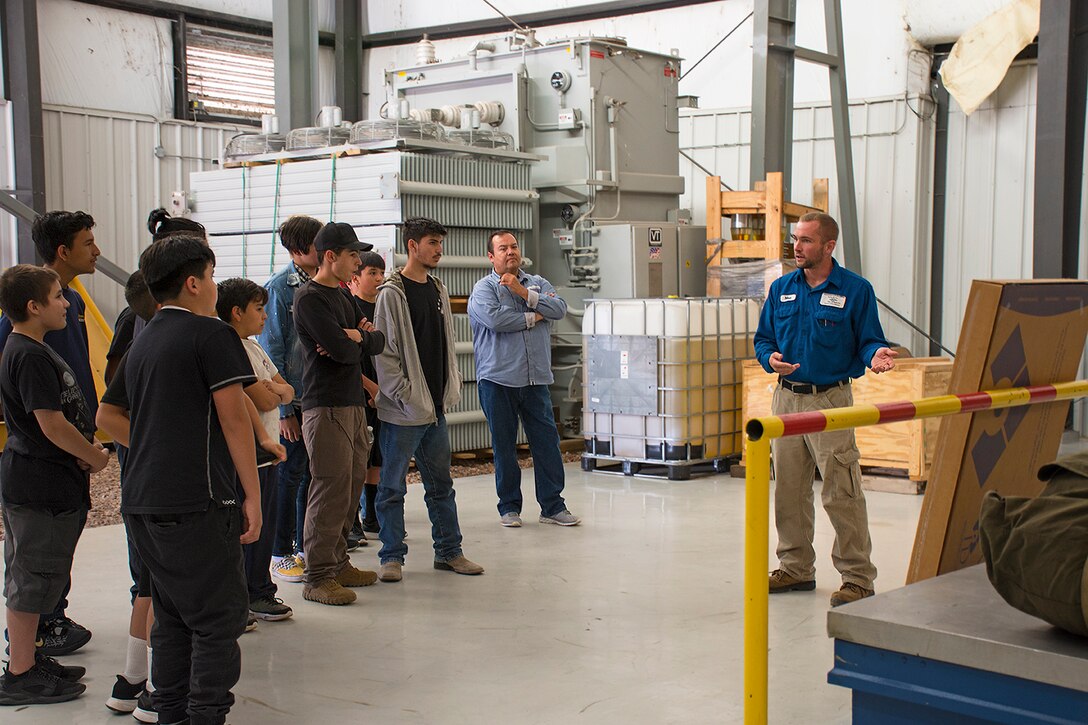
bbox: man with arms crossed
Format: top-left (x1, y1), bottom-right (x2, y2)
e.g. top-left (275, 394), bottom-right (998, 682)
top-left (468, 230), bottom-right (579, 528)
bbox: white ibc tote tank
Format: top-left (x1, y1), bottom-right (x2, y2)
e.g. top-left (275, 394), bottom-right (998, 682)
top-left (581, 298), bottom-right (762, 463)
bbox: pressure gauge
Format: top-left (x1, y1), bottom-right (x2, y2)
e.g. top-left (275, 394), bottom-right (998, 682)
top-left (550, 71), bottom-right (572, 93)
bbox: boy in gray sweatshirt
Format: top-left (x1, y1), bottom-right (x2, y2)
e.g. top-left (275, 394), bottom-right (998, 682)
top-left (372, 217), bottom-right (483, 583)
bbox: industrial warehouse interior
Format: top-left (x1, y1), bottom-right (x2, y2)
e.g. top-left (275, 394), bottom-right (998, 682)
top-left (0, 1), bottom-right (1086, 724)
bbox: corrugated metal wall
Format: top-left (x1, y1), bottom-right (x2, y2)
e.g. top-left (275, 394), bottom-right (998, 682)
top-left (941, 61), bottom-right (1037, 347)
top-left (679, 95), bottom-right (935, 353)
top-left (40, 105), bottom-right (248, 324)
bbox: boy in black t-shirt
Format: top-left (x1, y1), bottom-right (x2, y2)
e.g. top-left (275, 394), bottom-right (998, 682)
top-left (293, 223), bottom-right (385, 606)
top-left (0, 265), bottom-right (109, 705)
top-left (97, 236), bottom-right (260, 725)
top-left (347, 251), bottom-right (386, 538)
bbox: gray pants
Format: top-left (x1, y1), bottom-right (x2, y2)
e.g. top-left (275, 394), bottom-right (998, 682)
top-left (770, 383), bottom-right (877, 589)
top-left (301, 405), bottom-right (370, 584)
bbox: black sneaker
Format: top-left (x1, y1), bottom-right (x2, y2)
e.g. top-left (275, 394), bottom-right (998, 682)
top-left (133, 689), bottom-right (159, 723)
top-left (361, 519), bottom-right (380, 534)
top-left (105, 674), bottom-right (145, 713)
top-left (347, 521), bottom-right (367, 551)
top-left (37, 616), bottom-right (92, 656)
top-left (249, 595), bottom-right (293, 621)
top-left (0, 663), bottom-right (86, 705)
top-left (33, 653), bottom-right (84, 681)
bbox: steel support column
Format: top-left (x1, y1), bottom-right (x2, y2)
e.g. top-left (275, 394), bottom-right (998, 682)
top-left (750, 0), bottom-right (795, 202)
top-left (822, 0), bottom-right (861, 271)
top-left (1033, 0), bottom-right (1087, 279)
top-left (1, 0), bottom-right (45, 263)
top-left (335, 0), bottom-right (365, 122)
top-left (273, 0), bottom-right (318, 132)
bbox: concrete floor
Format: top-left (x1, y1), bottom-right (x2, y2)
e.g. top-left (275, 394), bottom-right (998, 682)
top-left (3, 464), bottom-right (926, 724)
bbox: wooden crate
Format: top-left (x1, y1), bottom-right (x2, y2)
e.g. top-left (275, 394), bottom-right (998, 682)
top-left (741, 357), bottom-right (953, 481)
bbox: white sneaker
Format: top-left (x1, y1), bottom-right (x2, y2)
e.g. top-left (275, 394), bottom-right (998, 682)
top-left (539, 510), bottom-right (581, 526)
top-left (500, 512), bottom-right (523, 527)
top-left (270, 554), bottom-right (304, 583)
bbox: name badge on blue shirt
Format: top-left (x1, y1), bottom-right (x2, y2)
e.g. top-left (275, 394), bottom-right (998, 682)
top-left (780, 294), bottom-right (796, 302)
top-left (820, 293), bottom-right (846, 308)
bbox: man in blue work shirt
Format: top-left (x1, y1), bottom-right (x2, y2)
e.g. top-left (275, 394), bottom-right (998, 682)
top-left (0, 210), bottom-right (100, 653)
top-left (468, 230), bottom-right (580, 528)
top-left (753, 212), bottom-right (897, 607)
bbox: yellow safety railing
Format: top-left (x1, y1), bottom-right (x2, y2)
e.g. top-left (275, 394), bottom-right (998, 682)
top-left (741, 379), bottom-right (1088, 724)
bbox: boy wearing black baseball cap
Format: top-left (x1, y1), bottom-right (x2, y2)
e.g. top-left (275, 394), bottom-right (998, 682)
top-left (293, 223), bottom-right (386, 605)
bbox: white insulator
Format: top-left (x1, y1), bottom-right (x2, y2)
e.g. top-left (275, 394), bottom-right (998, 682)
top-left (260, 114), bottom-right (279, 134)
top-left (440, 105), bottom-right (462, 127)
top-left (470, 108), bottom-right (481, 129)
top-left (318, 106), bottom-right (343, 128)
top-left (416, 34), bottom-right (437, 64)
top-left (473, 100), bottom-right (505, 125)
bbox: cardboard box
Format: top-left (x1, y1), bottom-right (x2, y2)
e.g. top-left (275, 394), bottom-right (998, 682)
top-left (906, 280), bottom-right (1088, 584)
top-left (742, 357), bottom-right (952, 480)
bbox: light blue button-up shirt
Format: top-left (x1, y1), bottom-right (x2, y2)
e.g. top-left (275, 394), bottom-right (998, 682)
top-left (468, 270), bottom-right (567, 387)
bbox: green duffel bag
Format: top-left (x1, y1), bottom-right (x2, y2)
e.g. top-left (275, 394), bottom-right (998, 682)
top-left (979, 450), bottom-right (1088, 638)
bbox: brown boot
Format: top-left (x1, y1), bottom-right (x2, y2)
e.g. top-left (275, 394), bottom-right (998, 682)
top-left (379, 561), bottom-right (402, 582)
top-left (303, 579), bottom-right (357, 606)
top-left (768, 569), bottom-right (816, 593)
top-left (434, 555), bottom-right (484, 575)
top-left (336, 564), bottom-right (378, 587)
top-left (830, 582), bottom-right (874, 607)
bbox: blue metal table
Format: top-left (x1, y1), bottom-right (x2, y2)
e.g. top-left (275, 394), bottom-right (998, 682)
top-left (827, 564), bottom-right (1088, 724)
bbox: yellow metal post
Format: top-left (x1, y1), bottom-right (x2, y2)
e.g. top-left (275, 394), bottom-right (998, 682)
top-left (744, 435), bottom-right (771, 725)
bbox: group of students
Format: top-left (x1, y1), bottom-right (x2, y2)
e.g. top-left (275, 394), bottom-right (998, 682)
top-left (0, 208), bottom-right (579, 724)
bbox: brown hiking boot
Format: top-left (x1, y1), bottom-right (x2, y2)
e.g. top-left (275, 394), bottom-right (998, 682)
top-left (336, 564), bottom-right (378, 587)
top-left (768, 569), bottom-right (816, 593)
top-left (303, 579), bottom-right (357, 606)
top-left (830, 582), bottom-right (874, 607)
top-left (379, 561), bottom-right (402, 582)
top-left (434, 555), bottom-right (484, 575)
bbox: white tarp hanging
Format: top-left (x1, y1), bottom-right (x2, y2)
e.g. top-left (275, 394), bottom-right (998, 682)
top-left (939, 0), bottom-right (1040, 116)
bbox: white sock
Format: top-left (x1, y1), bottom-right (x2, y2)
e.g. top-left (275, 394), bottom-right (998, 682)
top-left (146, 645), bottom-right (155, 692)
top-left (122, 636), bottom-right (147, 684)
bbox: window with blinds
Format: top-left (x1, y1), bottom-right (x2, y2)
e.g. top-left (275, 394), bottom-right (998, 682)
top-left (185, 26), bottom-right (274, 121)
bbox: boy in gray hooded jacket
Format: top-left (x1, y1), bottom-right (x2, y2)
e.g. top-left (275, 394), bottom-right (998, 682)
top-left (372, 217), bottom-right (484, 582)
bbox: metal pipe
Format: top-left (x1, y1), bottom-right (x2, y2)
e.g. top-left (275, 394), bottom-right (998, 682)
top-left (743, 435), bottom-right (771, 725)
top-left (397, 180), bottom-right (538, 202)
top-left (391, 254), bottom-right (534, 270)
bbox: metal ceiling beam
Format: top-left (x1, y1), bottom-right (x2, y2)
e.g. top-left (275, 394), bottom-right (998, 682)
top-left (361, 0), bottom-right (722, 48)
top-left (273, 0), bottom-right (319, 132)
top-left (1033, 0), bottom-right (1087, 279)
top-left (1, 0), bottom-right (46, 263)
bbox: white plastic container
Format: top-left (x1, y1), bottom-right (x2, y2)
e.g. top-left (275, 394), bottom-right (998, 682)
top-left (582, 298), bottom-right (761, 461)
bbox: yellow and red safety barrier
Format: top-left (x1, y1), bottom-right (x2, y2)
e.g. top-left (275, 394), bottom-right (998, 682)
top-left (742, 379), bottom-right (1088, 725)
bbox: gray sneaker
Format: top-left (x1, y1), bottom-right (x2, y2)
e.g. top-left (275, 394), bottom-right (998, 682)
top-left (539, 510), bottom-right (581, 526)
top-left (500, 512), bottom-right (523, 527)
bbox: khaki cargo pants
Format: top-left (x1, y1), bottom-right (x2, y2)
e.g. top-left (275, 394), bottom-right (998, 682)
top-left (301, 405), bottom-right (371, 584)
top-left (771, 382), bottom-right (877, 589)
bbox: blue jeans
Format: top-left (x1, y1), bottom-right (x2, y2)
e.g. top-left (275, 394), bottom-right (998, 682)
top-left (272, 409), bottom-right (311, 558)
top-left (477, 380), bottom-right (567, 518)
top-left (376, 415), bottom-right (463, 564)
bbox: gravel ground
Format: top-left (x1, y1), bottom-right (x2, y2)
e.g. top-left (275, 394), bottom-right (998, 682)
top-left (0, 450), bottom-right (583, 538)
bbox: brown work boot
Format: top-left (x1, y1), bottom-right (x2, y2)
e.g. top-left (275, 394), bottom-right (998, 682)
top-left (830, 582), bottom-right (874, 607)
top-left (379, 561), bottom-right (402, 583)
top-left (303, 579), bottom-right (357, 606)
top-left (768, 569), bottom-right (816, 593)
top-left (434, 555), bottom-right (484, 575)
top-left (336, 564), bottom-right (378, 587)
